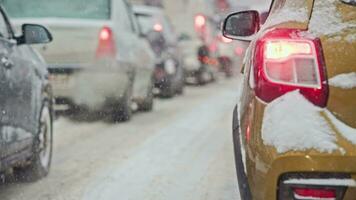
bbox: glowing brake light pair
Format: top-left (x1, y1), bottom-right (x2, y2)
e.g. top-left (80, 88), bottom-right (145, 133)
top-left (253, 29), bottom-right (328, 107)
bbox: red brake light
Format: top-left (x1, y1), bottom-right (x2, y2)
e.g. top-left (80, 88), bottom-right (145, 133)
top-left (96, 26), bottom-right (116, 58)
top-left (235, 46), bottom-right (244, 56)
top-left (265, 41), bottom-right (312, 59)
top-left (100, 28), bottom-right (110, 41)
top-left (253, 29), bottom-right (328, 107)
top-left (153, 23), bottom-right (163, 32)
top-left (195, 14), bottom-right (206, 28)
top-left (293, 188), bottom-right (336, 199)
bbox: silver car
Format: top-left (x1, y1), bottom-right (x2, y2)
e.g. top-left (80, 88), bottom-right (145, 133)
top-left (3, 0), bottom-right (156, 121)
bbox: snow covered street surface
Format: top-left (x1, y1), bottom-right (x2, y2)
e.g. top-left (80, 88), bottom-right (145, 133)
top-left (0, 77), bottom-right (241, 200)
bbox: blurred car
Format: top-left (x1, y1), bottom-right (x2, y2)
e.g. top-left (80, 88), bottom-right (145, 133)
top-left (214, 33), bottom-right (235, 77)
top-left (3, 0), bottom-right (156, 121)
top-left (178, 38), bottom-right (217, 85)
top-left (223, 0), bottom-right (356, 199)
top-left (178, 13), bottom-right (219, 85)
top-left (134, 5), bottom-right (185, 97)
top-left (0, 6), bottom-right (54, 181)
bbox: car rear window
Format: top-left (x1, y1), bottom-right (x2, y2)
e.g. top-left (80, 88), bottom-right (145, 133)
top-left (1, 0), bottom-right (111, 19)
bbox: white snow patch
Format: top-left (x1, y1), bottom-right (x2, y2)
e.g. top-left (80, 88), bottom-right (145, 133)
top-left (329, 72), bottom-right (356, 89)
top-left (326, 110), bottom-right (356, 145)
top-left (263, 1), bottom-right (308, 28)
top-left (346, 33), bottom-right (356, 43)
top-left (262, 90), bottom-right (338, 153)
top-left (308, 0), bottom-right (356, 37)
top-left (284, 178), bottom-right (356, 187)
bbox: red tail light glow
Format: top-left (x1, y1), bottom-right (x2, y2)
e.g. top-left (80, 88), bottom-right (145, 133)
top-left (265, 41), bottom-right (312, 59)
top-left (253, 29), bottom-right (328, 107)
top-left (153, 23), bottom-right (163, 32)
top-left (96, 26), bottom-right (116, 58)
top-left (235, 46), bottom-right (244, 56)
top-left (195, 14), bottom-right (206, 28)
top-left (293, 188), bottom-right (336, 200)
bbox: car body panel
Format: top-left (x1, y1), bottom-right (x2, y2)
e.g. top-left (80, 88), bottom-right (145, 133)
top-left (235, 0), bottom-right (356, 199)
top-left (312, 0), bottom-right (356, 128)
top-left (0, 6), bottom-right (52, 172)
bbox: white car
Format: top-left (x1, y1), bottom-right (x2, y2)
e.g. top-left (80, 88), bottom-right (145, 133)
top-left (3, 0), bottom-right (156, 121)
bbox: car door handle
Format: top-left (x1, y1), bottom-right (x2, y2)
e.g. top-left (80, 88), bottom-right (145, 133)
top-left (1, 56), bottom-right (14, 69)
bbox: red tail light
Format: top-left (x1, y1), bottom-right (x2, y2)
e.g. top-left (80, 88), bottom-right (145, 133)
top-left (153, 23), bottom-right (163, 32)
top-left (195, 14), bottom-right (206, 28)
top-left (235, 46), bottom-right (244, 56)
top-left (194, 14), bottom-right (207, 34)
top-left (293, 188), bottom-right (336, 199)
top-left (96, 26), bottom-right (116, 58)
top-left (253, 29), bottom-right (328, 107)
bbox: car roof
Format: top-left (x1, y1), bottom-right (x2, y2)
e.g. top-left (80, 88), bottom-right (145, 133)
top-left (132, 5), bottom-right (164, 16)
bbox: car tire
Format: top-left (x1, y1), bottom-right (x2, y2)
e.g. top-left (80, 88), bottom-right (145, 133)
top-left (112, 87), bottom-right (133, 122)
top-left (16, 101), bottom-right (53, 182)
top-left (140, 79), bottom-right (154, 112)
top-left (160, 84), bottom-right (175, 98)
top-left (197, 66), bottom-right (210, 85)
top-left (176, 83), bottom-right (184, 95)
top-left (232, 106), bottom-right (252, 200)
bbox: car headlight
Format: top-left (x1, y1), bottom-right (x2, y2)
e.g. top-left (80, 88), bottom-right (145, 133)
top-left (164, 59), bottom-right (176, 75)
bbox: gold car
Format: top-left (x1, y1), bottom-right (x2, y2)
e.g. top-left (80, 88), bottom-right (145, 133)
top-left (223, 0), bottom-right (356, 199)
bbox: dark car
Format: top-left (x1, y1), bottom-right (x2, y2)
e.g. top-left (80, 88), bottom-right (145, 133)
top-left (0, 6), bottom-right (54, 181)
top-left (134, 5), bottom-right (185, 97)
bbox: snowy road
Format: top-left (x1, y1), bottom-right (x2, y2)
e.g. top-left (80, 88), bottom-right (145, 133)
top-left (0, 78), bottom-right (240, 200)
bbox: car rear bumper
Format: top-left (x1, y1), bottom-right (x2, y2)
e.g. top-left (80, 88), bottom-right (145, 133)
top-left (260, 154), bottom-right (356, 200)
top-left (48, 62), bottom-right (132, 110)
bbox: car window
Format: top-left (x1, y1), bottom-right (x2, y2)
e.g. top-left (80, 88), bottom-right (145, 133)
top-left (0, 10), bottom-right (10, 39)
top-left (135, 13), bottom-right (157, 34)
top-left (125, 2), bottom-right (140, 34)
top-left (2, 0), bottom-right (111, 19)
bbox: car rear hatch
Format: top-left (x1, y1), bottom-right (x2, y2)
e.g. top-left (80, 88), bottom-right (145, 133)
top-left (309, 0), bottom-right (356, 128)
top-left (3, 0), bottom-right (112, 68)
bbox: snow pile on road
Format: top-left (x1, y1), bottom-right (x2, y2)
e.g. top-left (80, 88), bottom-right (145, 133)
top-left (262, 90), bottom-right (338, 153)
top-left (329, 72), bottom-right (356, 89)
top-left (326, 111), bottom-right (356, 145)
top-left (308, 0), bottom-right (356, 37)
top-left (263, 1), bottom-right (308, 28)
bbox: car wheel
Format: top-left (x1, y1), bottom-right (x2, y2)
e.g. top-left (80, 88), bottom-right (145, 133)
top-left (140, 79), bottom-right (154, 112)
top-left (232, 106), bottom-right (252, 200)
top-left (197, 66), bottom-right (210, 85)
top-left (176, 83), bottom-right (184, 95)
top-left (160, 82), bottom-right (175, 98)
top-left (16, 102), bottom-right (53, 182)
top-left (112, 87), bottom-right (133, 122)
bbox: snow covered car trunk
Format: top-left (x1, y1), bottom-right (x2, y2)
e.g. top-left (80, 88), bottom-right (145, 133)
top-left (310, 0), bottom-right (356, 128)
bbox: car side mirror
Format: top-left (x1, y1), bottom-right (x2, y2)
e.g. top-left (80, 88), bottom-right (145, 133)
top-left (18, 24), bottom-right (53, 45)
top-left (222, 10), bottom-right (260, 41)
